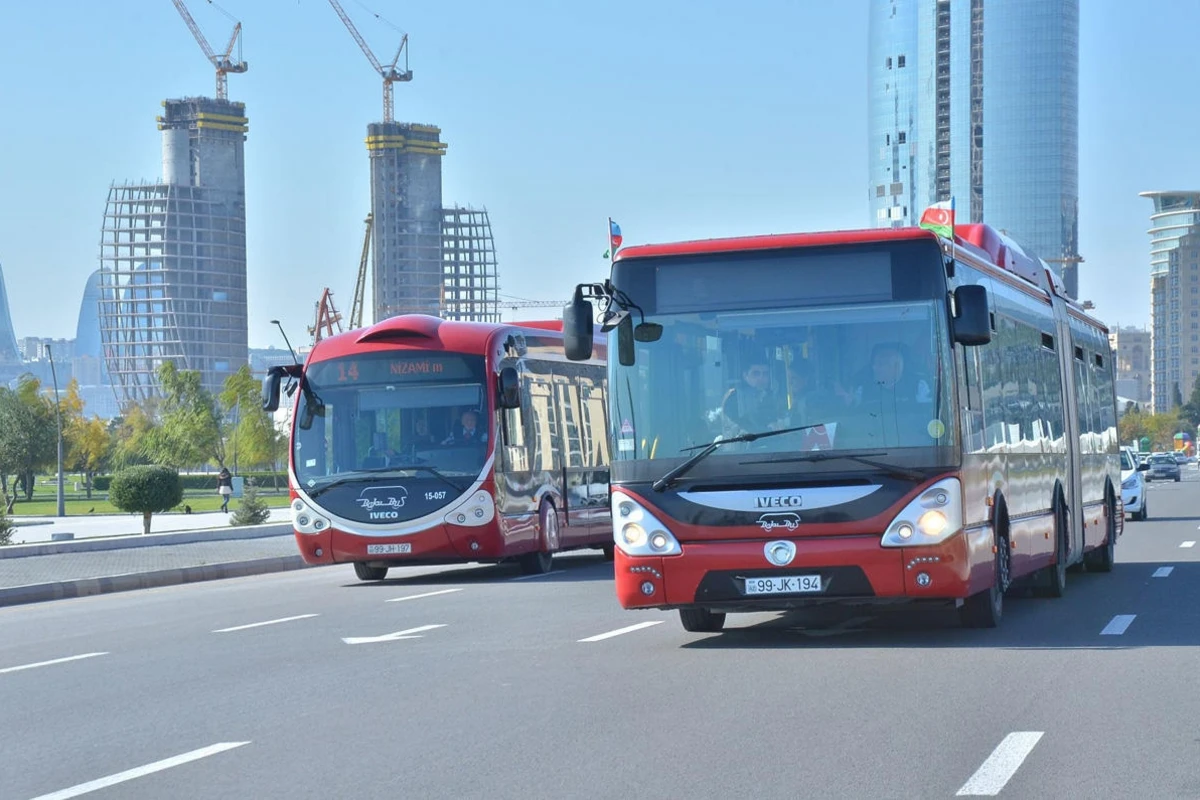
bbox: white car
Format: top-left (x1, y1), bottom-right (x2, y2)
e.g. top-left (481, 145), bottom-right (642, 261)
top-left (1121, 448), bottom-right (1147, 520)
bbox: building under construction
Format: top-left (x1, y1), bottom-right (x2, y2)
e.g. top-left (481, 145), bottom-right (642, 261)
top-left (98, 97), bottom-right (249, 402)
top-left (441, 206), bottom-right (500, 323)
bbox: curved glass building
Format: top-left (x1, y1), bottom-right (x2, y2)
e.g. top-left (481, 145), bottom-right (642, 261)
top-left (0, 262), bottom-right (19, 363)
top-left (868, 0), bottom-right (1080, 296)
top-left (1141, 191), bottom-right (1200, 412)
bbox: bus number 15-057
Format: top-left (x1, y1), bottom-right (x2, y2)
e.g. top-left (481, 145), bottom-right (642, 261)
top-left (426, 491), bottom-right (448, 501)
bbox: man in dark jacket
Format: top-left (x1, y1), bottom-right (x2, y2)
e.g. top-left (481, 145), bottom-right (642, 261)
top-left (722, 360), bottom-right (784, 435)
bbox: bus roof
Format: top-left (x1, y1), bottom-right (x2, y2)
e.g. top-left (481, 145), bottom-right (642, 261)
top-left (613, 226), bottom-right (937, 261)
top-left (308, 315), bottom-right (564, 361)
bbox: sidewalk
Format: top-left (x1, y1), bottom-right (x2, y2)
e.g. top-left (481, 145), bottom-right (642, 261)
top-left (9, 507), bottom-right (293, 544)
top-left (0, 512), bottom-right (317, 608)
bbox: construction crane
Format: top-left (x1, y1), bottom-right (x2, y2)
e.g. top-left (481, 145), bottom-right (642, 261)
top-left (171, 0), bottom-right (248, 101)
top-left (500, 297), bottom-right (569, 319)
top-left (327, 0), bottom-right (413, 123)
top-left (349, 213), bottom-right (373, 330)
top-left (309, 288), bottom-right (344, 345)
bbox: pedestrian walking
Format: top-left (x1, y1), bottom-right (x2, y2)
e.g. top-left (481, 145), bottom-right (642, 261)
top-left (217, 467), bottom-right (233, 512)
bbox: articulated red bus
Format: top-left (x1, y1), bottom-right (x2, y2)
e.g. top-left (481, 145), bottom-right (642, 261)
top-left (563, 221), bottom-right (1120, 630)
top-left (263, 315), bottom-right (612, 580)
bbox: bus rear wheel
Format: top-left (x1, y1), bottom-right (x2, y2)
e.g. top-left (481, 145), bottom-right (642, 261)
top-left (1038, 503), bottom-right (1068, 597)
top-left (679, 608), bottom-right (726, 633)
top-left (353, 562), bottom-right (388, 581)
top-left (1084, 495), bottom-right (1117, 573)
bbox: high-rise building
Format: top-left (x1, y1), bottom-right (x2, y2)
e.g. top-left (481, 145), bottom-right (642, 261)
top-left (0, 262), bottom-right (20, 364)
top-left (98, 97), bottom-right (249, 402)
top-left (1108, 326), bottom-right (1151, 405)
top-left (441, 207), bottom-right (500, 323)
top-left (868, 0), bottom-right (1081, 297)
top-left (1142, 191), bottom-right (1200, 413)
top-left (368, 122), bottom-right (447, 321)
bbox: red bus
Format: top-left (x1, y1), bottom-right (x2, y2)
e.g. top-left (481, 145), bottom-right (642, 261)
top-left (263, 314), bottom-right (612, 579)
top-left (563, 221), bottom-right (1120, 630)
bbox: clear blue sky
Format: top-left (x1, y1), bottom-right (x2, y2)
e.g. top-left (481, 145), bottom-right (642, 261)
top-left (0, 0), bottom-right (1195, 349)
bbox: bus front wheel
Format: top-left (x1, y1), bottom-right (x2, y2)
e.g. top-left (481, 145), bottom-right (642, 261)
top-left (960, 533), bottom-right (1008, 629)
top-left (518, 503), bottom-right (558, 575)
top-left (679, 608), bottom-right (726, 633)
top-left (353, 562), bottom-right (388, 581)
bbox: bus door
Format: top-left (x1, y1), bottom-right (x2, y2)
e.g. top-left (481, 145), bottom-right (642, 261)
top-left (554, 378), bottom-right (602, 545)
top-left (1053, 306), bottom-right (1085, 561)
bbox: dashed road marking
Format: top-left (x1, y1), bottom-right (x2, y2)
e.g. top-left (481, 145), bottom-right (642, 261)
top-left (213, 614), bottom-right (318, 633)
top-left (1182, 541), bottom-right (1196, 548)
top-left (386, 588), bottom-right (464, 603)
top-left (1153, 566), bottom-right (1174, 578)
top-left (0, 652), bottom-right (108, 675)
top-left (1100, 614), bottom-right (1136, 635)
top-left (343, 624), bottom-right (446, 645)
top-left (27, 741), bottom-right (250, 800)
top-left (579, 621), bottom-right (664, 642)
top-left (956, 731), bottom-right (1044, 796)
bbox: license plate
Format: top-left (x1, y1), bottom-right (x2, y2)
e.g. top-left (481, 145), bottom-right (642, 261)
top-left (743, 575), bottom-right (822, 595)
top-left (367, 543), bottom-right (412, 555)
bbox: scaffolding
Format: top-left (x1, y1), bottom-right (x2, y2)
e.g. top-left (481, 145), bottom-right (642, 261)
top-left (441, 207), bottom-right (500, 323)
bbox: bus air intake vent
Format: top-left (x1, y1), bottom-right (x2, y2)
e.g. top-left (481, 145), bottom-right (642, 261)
top-left (356, 314), bottom-right (443, 344)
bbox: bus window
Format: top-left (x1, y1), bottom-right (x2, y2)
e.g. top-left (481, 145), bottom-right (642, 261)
top-left (528, 380), bottom-right (558, 472)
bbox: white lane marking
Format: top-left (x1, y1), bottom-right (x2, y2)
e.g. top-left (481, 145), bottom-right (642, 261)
top-left (1153, 566), bottom-right (1174, 578)
top-left (212, 614), bottom-right (318, 633)
top-left (509, 570), bottom-right (566, 581)
top-left (386, 588), bottom-right (463, 603)
top-left (579, 621), bottom-right (664, 642)
top-left (1182, 541), bottom-right (1196, 548)
top-left (342, 624), bottom-right (446, 645)
top-left (0, 652), bottom-right (108, 675)
top-left (956, 731), bottom-right (1044, 796)
top-left (1100, 614), bottom-right (1136, 635)
top-left (27, 741), bottom-right (250, 800)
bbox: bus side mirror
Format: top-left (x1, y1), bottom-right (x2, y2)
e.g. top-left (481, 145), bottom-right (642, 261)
top-left (497, 366), bottom-right (520, 409)
top-left (563, 291), bottom-right (595, 361)
top-left (262, 367), bottom-right (284, 412)
top-left (617, 315), bottom-right (635, 366)
top-left (952, 284), bottom-right (991, 345)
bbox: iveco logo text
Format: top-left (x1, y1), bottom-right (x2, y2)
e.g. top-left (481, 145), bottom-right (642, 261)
top-left (357, 486), bottom-right (408, 520)
top-left (756, 496), bottom-right (803, 508)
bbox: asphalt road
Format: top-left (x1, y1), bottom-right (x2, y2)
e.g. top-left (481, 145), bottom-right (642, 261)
top-left (3, 472), bottom-right (1200, 799)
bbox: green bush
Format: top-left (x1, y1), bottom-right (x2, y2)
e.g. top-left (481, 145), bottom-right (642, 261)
top-left (93, 471), bottom-right (287, 493)
top-left (0, 509), bottom-right (13, 546)
top-left (230, 478), bottom-right (272, 526)
top-left (109, 466), bottom-right (185, 535)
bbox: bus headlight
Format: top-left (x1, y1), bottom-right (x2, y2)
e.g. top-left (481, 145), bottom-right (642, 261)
top-left (611, 491), bottom-right (681, 557)
top-left (291, 497), bottom-right (330, 536)
top-left (880, 478), bottom-right (962, 547)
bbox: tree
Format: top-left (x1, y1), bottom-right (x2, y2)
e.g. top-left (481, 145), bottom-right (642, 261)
top-left (230, 477), bottom-right (271, 526)
top-left (67, 416), bottom-right (111, 499)
top-left (0, 378), bottom-right (57, 504)
top-left (0, 507), bottom-right (13, 546)
top-left (109, 466), bottom-right (184, 535)
top-left (220, 365), bottom-right (282, 473)
top-left (1173, 382), bottom-right (1185, 411)
top-left (108, 401), bottom-right (158, 469)
top-left (1119, 408), bottom-right (1149, 448)
top-left (1181, 375), bottom-right (1200, 429)
top-left (145, 362), bottom-right (223, 469)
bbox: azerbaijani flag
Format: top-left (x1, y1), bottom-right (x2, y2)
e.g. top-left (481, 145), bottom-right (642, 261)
top-left (609, 219), bottom-right (623, 253)
top-left (919, 199), bottom-right (955, 239)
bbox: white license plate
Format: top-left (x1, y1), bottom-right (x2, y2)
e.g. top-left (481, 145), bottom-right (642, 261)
top-left (743, 575), bottom-right (822, 595)
top-left (367, 543), bottom-right (412, 555)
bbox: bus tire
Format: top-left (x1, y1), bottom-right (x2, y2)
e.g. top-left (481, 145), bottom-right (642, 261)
top-left (1084, 494), bottom-right (1117, 573)
top-left (680, 608), bottom-right (726, 633)
top-left (353, 562), bottom-right (388, 581)
top-left (1038, 501), bottom-right (1069, 598)
top-left (960, 530), bottom-right (1008, 629)
top-left (518, 503), bottom-right (558, 575)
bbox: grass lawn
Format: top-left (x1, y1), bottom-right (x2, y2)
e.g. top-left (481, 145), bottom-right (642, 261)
top-left (7, 491), bottom-right (291, 517)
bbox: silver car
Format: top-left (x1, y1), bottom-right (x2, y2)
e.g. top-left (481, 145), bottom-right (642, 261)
top-left (1148, 454), bottom-right (1181, 482)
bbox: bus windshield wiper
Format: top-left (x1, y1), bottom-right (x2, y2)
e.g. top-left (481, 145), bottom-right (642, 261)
top-left (651, 424), bottom-right (830, 492)
top-left (308, 465), bottom-right (466, 499)
top-left (744, 451), bottom-right (925, 482)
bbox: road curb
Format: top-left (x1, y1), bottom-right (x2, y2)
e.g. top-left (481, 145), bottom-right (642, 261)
top-left (0, 523), bottom-right (295, 559)
top-left (0, 555), bottom-right (314, 608)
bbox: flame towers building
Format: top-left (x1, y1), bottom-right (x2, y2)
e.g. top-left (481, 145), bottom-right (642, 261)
top-left (98, 97), bottom-right (249, 402)
top-left (0, 262), bottom-right (21, 366)
top-left (868, 0), bottom-right (1080, 297)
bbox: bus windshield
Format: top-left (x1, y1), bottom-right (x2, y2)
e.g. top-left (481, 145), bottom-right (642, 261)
top-left (292, 351), bottom-right (491, 504)
top-left (607, 242), bottom-right (956, 482)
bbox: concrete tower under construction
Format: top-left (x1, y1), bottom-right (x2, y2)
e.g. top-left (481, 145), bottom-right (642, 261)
top-left (98, 97), bottom-right (249, 402)
top-left (367, 122), bottom-right (447, 321)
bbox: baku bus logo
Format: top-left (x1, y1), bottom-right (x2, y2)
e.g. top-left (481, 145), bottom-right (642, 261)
top-left (757, 512), bottom-right (801, 533)
top-left (357, 486), bottom-right (409, 519)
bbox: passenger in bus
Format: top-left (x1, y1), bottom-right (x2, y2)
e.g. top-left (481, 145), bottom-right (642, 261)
top-left (722, 358), bottom-right (785, 435)
top-left (443, 409), bottom-right (488, 445)
top-left (410, 417), bottom-right (438, 447)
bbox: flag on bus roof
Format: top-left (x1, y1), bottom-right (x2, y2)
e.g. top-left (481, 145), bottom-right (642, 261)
top-left (919, 199), bottom-right (955, 240)
top-left (609, 219), bottom-right (623, 253)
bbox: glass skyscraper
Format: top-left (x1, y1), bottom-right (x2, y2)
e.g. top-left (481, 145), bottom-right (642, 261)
top-left (1141, 191), bottom-right (1200, 413)
top-left (868, 0), bottom-right (1080, 297)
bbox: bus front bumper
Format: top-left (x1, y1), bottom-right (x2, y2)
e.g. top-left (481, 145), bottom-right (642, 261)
top-left (614, 531), bottom-right (979, 612)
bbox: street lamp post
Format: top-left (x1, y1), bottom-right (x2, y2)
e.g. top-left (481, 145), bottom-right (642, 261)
top-left (45, 344), bottom-right (65, 518)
